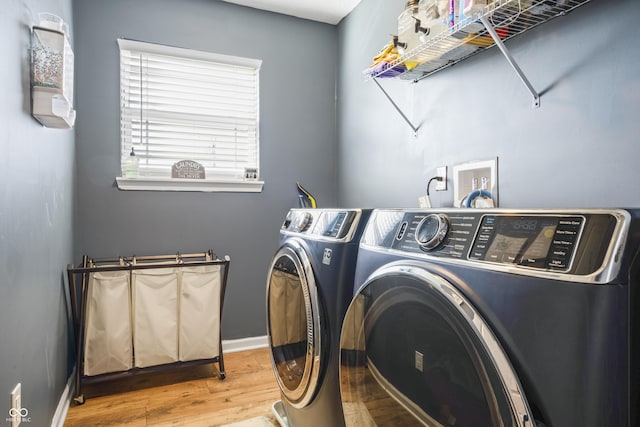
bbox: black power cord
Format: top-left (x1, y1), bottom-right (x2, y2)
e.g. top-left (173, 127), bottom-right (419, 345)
top-left (426, 176), bottom-right (444, 197)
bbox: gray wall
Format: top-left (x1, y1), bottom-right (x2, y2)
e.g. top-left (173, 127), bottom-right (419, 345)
top-left (337, 0), bottom-right (640, 209)
top-left (73, 0), bottom-right (338, 339)
top-left (1, 0), bottom-right (75, 424)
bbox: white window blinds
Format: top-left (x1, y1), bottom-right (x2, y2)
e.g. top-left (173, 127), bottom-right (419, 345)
top-left (118, 39), bottom-right (261, 181)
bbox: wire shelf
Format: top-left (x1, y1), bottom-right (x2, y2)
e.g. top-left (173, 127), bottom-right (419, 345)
top-left (367, 0), bottom-right (593, 82)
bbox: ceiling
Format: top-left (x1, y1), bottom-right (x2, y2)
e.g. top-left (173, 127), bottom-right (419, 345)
top-left (220, 0), bottom-right (362, 25)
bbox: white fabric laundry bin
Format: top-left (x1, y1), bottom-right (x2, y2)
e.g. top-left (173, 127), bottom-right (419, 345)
top-left (83, 270), bottom-right (133, 376)
top-left (179, 265), bottom-right (222, 361)
top-left (132, 268), bottom-right (180, 368)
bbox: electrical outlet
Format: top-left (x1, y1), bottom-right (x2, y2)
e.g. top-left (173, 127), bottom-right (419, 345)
top-left (436, 166), bottom-right (447, 191)
top-left (10, 383), bottom-right (21, 427)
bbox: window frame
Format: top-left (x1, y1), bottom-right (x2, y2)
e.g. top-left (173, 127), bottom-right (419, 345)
top-left (115, 38), bottom-right (263, 193)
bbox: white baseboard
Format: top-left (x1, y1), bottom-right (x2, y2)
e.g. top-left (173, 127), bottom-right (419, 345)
top-left (222, 335), bottom-right (268, 353)
top-left (51, 368), bottom-right (75, 427)
top-left (54, 336), bottom-right (268, 426)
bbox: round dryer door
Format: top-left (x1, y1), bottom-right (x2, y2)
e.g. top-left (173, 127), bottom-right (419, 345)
top-left (339, 265), bottom-right (534, 427)
top-left (266, 241), bottom-right (322, 408)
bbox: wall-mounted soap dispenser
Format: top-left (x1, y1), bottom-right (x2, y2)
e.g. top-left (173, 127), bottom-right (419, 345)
top-left (31, 13), bottom-right (76, 128)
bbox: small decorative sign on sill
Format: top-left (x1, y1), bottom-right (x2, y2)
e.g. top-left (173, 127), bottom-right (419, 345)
top-left (172, 160), bottom-right (205, 179)
top-left (244, 168), bottom-right (258, 181)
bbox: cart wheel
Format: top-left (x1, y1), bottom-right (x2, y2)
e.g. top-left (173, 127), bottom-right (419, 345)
top-left (73, 395), bottom-right (85, 405)
top-left (219, 372), bottom-right (226, 380)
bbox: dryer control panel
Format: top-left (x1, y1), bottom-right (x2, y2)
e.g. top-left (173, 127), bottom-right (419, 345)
top-left (282, 209), bottom-right (361, 241)
top-left (366, 209), bottom-right (626, 278)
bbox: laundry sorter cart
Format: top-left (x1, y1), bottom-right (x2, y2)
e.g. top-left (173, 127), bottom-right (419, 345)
top-left (66, 250), bottom-right (230, 404)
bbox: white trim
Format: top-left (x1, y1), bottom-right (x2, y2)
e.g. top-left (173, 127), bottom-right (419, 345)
top-left (116, 177), bottom-right (264, 193)
top-left (118, 39), bottom-right (262, 187)
top-left (222, 335), bottom-right (269, 353)
top-left (51, 368), bottom-right (75, 427)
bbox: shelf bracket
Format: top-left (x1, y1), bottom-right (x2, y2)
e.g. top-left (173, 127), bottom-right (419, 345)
top-left (373, 77), bottom-right (419, 137)
top-left (480, 16), bottom-right (540, 108)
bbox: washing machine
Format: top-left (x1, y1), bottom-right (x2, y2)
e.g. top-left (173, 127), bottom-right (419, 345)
top-left (267, 208), bottom-right (371, 427)
top-left (339, 208), bottom-right (640, 427)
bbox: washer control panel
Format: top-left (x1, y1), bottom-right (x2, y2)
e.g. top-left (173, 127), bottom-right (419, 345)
top-left (375, 209), bottom-right (622, 276)
top-left (468, 215), bottom-right (583, 272)
top-left (391, 212), bottom-right (483, 259)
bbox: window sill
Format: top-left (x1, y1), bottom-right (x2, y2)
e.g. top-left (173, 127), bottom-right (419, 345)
top-left (115, 177), bottom-right (264, 193)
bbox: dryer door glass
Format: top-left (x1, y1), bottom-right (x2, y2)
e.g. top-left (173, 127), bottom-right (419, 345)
top-left (267, 245), bottom-right (322, 408)
top-left (340, 269), bottom-right (533, 427)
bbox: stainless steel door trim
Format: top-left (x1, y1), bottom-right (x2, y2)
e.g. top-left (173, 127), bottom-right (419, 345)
top-left (266, 239), bottom-right (322, 408)
top-left (360, 209), bottom-right (631, 285)
top-left (356, 262), bottom-right (535, 427)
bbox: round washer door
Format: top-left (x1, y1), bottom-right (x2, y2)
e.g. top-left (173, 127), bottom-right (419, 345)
top-left (266, 241), bottom-right (323, 408)
top-left (339, 264), bottom-right (534, 427)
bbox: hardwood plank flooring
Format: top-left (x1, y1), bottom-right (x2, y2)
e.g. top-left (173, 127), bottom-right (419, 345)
top-left (64, 348), bottom-right (282, 427)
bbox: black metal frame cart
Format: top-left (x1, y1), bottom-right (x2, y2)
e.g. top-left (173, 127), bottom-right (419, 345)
top-left (66, 251), bottom-right (230, 404)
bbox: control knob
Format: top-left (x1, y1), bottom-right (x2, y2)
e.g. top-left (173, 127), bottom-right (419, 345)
top-left (415, 214), bottom-right (449, 251)
top-left (292, 212), bottom-right (313, 232)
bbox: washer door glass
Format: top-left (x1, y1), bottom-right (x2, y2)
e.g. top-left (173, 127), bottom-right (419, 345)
top-left (267, 244), bottom-right (322, 408)
top-left (340, 267), bottom-right (533, 427)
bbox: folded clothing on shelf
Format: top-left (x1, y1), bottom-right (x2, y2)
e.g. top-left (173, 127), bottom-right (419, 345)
top-left (363, 40), bottom-right (408, 78)
top-left (363, 61), bottom-right (407, 78)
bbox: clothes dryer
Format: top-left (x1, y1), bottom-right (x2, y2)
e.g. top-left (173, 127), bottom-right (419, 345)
top-left (267, 208), bottom-right (371, 427)
top-left (340, 208), bottom-right (640, 427)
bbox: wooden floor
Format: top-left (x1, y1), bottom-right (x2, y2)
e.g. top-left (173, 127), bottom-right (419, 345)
top-left (64, 348), bottom-right (282, 427)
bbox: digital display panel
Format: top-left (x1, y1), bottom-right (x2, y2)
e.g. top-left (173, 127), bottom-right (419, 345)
top-left (323, 212), bottom-right (347, 237)
top-left (477, 216), bottom-right (560, 268)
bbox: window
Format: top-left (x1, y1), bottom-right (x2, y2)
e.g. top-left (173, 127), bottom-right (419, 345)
top-left (116, 39), bottom-right (263, 192)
